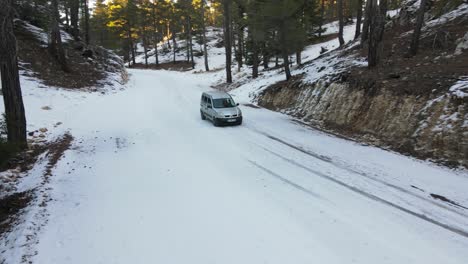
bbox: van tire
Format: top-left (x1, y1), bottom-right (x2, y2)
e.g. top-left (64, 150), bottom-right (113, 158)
top-left (213, 118), bottom-right (221, 127)
top-left (200, 111), bottom-right (206, 120)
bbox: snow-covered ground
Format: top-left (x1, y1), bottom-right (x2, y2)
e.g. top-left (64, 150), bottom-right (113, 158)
top-left (1, 68), bottom-right (468, 264)
top-left (2, 8), bottom-right (468, 264)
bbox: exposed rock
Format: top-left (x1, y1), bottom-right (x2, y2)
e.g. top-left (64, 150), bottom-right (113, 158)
top-left (38, 128), bottom-right (48, 133)
top-left (73, 41), bottom-right (85, 51)
top-left (455, 32), bottom-right (468, 55)
top-left (82, 49), bottom-right (94, 58)
top-left (320, 47), bottom-right (329, 54)
top-left (258, 78), bottom-right (467, 167)
top-left (388, 73), bottom-right (401, 79)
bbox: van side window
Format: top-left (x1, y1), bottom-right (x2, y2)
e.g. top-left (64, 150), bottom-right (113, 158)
top-left (206, 97), bottom-right (211, 105)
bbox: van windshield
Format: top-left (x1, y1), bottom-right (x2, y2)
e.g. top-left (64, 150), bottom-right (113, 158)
top-left (213, 98), bottom-right (236, 108)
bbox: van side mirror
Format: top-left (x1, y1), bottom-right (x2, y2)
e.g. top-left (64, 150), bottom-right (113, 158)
top-left (207, 105), bottom-right (212, 109)
top-left (236, 103), bottom-right (239, 106)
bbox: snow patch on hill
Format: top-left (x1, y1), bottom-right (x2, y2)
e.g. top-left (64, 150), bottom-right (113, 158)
top-left (449, 76), bottom-right (468, 98)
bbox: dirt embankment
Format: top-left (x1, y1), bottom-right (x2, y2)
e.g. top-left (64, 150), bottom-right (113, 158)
top-left (257, 8), bottom-right (468, 168)
top-left (14, 20), bottom-right (126, 89)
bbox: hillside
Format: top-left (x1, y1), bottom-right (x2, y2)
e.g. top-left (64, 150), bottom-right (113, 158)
top-left (248, 3), bottom-right (468, 168)
top-left (13, 20), bottom-right (127, 90)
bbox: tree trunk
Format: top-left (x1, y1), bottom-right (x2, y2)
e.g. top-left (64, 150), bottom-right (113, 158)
top-left (279, 25), bottom-right (291, 81)
top-left (319, 0), bottom-right (325, 37)
top-left (128, 30), bottom-right (136, 65)
top-left (252, 40), bottom-right (259, 78)
top-left (172, 26), bottom-right (177, 63)
top-left (232, 19), bottom-right (237, 71)
top-left (155, 40), bottom-right (159, 65)
top-left (188, 16), bottom-right (194, 69)
top-left (151, 5), bottom-right (159, 66)
top-left (409, 0), bottom-right (427, 56)
top-left (236, 4), bottom-right (244, 71)
top-left (223, 0), bottom-right (232, 83)
top-left (50, 0), bottom-right (70, 72)
top-left (338, 0), bottom-right (345, 46)
top-left (236, 30), bottom-right (244, 70)
top-left (201, 0), bottom-right (210, 71)
top-left (167, 26), bottom-right (171, 49)
top-left (186, 21), bottom-right (190, 62)
top-left (361, 0), bottom-right (372, 44)
top-left (296, 50), bottom-right (302, 65)
top-left (282, 51), bottom-right (291, 81)
top-left (263, 42), bottom-right (270, 69)
top-left (65, 4), bottom-right (70, 27)
top-left (70, 0), bottom-right (80, 40)
top-left (368, 0), bottom-right (380, 68)
top-left (143, 36), bottom-right (148, 67)
top-left (378, 0), bottom-right (388, 42)
top-left (0, 0), bottom-right (27, 148)
top-left (354, 0), bottom-right (363, 40)
top-left (83, 0), bottom-right (90, 45)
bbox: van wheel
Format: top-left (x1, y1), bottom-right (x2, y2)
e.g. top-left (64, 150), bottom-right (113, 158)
top-left (213, 118), bottom-right (221, 127)
top-left (200, 111), bottom-right (206, 120)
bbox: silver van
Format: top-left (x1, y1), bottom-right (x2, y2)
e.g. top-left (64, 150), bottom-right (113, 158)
top-left (200, 91), bottom-right (243, 126)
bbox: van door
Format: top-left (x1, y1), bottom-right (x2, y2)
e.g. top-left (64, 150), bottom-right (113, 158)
top-left (205, 96), bottom-right (214, 119)
top-left (201, 95), bottom-right (208, 116)
top-left (201, 95), bottom-right (207, 111)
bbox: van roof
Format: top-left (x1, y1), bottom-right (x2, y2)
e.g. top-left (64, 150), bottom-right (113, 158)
top-left (204, 91), bottom-right (231, 99)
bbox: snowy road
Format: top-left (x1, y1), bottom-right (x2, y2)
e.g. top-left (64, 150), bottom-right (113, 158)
top-left (16, 69), bottom-right (468, 263)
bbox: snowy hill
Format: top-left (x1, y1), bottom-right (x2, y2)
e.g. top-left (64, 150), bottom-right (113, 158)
top-left (14, 19), bottom-right (127, 90)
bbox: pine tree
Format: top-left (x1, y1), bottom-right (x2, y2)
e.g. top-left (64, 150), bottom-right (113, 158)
top-left (200, 0), bottom-right (210, 71)
top-left (338, 0), bottom-right (345, 46)
top-left (70, 0), bottom-right (80, 39)
top-left (150, 0), bottom-right (162, 66)
top-left (82, 0), bottom-right (90, 45)
top-left (107, 0), bottom-right (138, 65)
top-left (263, 0), bottom-right (308, 80)
top-left (367, 0), bottom-right (386, 68)
top-left (409, 0), bottom-right (428, 56)
top-left (50, 0), bottom-right (70, 72)
top-left (354, 0), bottom-right (363, 40)
top-left (90, 0), bottom-right (109, 46)
top-left (222, 0), bottom-right (233, 83)
top-left (0, 0), bottom-right (27, 148)
top-left (361, 0), bottom-right (372, 44)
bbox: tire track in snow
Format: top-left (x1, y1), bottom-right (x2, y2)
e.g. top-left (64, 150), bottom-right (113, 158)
top-left (247, 159), bottom-right (323, 200)
top-left (248, 126), bottom-right (468, 218)
top-left (255, 145), bottom-right (468, 239)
